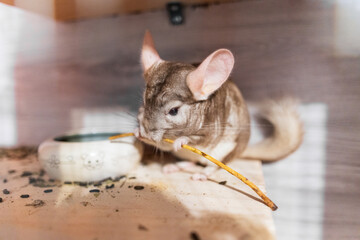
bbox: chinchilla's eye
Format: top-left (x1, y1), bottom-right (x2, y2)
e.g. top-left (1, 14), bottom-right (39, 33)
top-left (168, 107), bottom-right (179, 116)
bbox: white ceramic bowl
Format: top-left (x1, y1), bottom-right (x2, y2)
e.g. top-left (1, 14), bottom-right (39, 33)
top-left (38, 132), bottom-right (143, 182)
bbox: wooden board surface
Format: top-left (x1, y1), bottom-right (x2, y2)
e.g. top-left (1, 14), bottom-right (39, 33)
top-left (0, 153), bottom-right (275, 240)
top-left (0, 0), bottom-right (243, 20)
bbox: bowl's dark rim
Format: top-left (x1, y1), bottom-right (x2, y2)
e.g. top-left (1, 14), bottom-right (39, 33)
top-left (54, 132), bottom-right (121, 143)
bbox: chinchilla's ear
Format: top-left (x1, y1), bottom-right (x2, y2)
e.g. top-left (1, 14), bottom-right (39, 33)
top-left (186, 49), bottom-right (234, 101)
top-left (141, 30), bottom-right (163, 73)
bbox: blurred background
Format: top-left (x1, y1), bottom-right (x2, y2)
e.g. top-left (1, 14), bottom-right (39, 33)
top-left (0, 0), bottom-right (359, 239)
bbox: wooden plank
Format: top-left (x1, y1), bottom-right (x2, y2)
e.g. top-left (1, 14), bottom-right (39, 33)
top-left (74, 0), bottom-right (239, 19)
top-left (0, 154), bottom-right (276, 240)
top-left (0, 0), bottom-right (14, 5)
top-left (13, 0), bottom-right (54, 18)
top-left (0, 0), bottom-right (243, 21)
top-left (54, 0), bottom-right (76, 21)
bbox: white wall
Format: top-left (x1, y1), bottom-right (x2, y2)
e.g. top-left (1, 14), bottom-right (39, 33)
top-left (0, 4), bottom-right (20, 146)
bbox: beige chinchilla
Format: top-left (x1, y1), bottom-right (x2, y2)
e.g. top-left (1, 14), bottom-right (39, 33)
top-left (135, 31), bottom-right (303, 180)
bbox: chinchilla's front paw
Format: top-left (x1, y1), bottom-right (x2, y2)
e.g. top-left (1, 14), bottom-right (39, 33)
top-left (173, 136), bottom-right (190, 151)
top-left (191, 173), bottom-right (208, 181)
top-left (191, 166), bottom-right (217, 181)
top-left (162, 163), bottom-right (180, 174)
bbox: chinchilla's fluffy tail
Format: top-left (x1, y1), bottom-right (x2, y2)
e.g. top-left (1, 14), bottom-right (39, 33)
top-left (241, 98), bottom-right (303, 162)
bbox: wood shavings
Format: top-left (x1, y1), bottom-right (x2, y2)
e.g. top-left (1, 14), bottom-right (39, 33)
top-left (0, 147), bottom-right (37, 160)
top-left (25, 200), bottom-right (45, 208)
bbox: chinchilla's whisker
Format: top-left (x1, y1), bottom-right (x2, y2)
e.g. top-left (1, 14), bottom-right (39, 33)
top-left (160, 150), bottom-right (165, 163)
top-left (112, 111), bottom-right (138, 119)
top-left (93, 123), bottom-right (137, 128)
top-left (128, 88), bottom-right (145, 104)
top-left (154, 146), bottom-right (159, 155)
top-left (72, 126), bottom-right (136, 133)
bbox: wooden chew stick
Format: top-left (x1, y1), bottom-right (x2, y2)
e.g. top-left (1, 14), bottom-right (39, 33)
top-left (109, 132), bottom-right (278, 211)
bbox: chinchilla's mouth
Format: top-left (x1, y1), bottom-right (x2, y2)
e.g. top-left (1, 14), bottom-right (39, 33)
top-left (148, 130), bottom-right (165, 143)
top-left (148, 134), bottom-right (163, 143)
